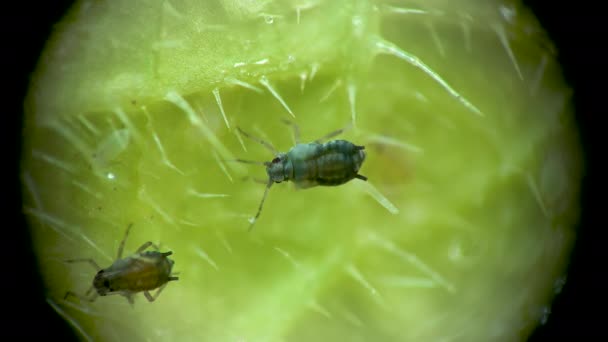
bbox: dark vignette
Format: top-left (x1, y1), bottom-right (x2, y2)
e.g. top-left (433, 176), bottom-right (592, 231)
top-left (524, 0), bottom-right (600, 340)
top-left (8, 0), bottom-right (598, 340)
top-left (9, 1), bottom-right (79, 340)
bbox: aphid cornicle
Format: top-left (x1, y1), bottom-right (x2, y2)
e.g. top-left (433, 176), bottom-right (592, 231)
top-left (236, 120), bottom-right (368, 230)
top-left (64, 224), bottom-right (179, 305)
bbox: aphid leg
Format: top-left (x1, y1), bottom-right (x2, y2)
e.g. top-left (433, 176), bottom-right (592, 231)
top-left (124, 294), bottom-right (135, 307)
top-left (65, 258), bottom-right (102, 271)
top-left (355, 174), bottom-right (368, 181)
top-left (314, 128), bottom-right (345, 143)
top-left (236, 127), bottom-right (278, 154)
top-left (143, 283), bottom-right (168, 302)
top-left (281, 119), bottom-right (301, 144)
top-left (161, 251), bottom-right (173, 258)
top-left (143, 291), bottom-right (155, 302)
top-left (249, 181), bottom-right (273, 232)
top-left (169, 276), bottom-right (179, 281)
top-left (117, 223), bottom-right (134, 259)
top-left (135, 241), bottom-right (161, 254)
top-left (355, 145), bottom-right (365, 151)
top-left (314, 122), bottom-right (354, 143)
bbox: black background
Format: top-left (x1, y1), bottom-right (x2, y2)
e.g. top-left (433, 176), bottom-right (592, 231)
top-left (6, 0), bottom-right (600, 340)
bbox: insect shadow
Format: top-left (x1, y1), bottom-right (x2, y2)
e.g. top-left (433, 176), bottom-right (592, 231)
top-left (64, 224), bottom-right (179, 305)
top-left (234, 119), bottom-right (368, 231)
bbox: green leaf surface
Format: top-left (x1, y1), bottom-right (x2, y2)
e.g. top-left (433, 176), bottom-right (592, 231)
top-left (22, 0), bottom-right (583, 341)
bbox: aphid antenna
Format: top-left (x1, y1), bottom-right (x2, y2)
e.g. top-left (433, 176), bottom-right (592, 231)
top-left (225, 158), bottom-right (269, 166)
top-left (64, 288), bottom-right (97, 303)
top-left (280, 118), bottom-right (301, 144)
top-left (117, 223), bottom-right (134, 260)
top-left (64, 258), bottom-right (102, 271)
top-left (248, 180), bottom-right (273, 232)
top-left (236, 126), bottom-right (278, 155)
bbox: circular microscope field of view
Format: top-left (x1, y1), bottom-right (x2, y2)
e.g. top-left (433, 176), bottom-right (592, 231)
top-left (21, 1), bottom-right (583, 341)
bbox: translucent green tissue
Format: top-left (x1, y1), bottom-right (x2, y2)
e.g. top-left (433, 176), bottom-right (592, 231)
top-left (21, 0), bottom-right (583, 341)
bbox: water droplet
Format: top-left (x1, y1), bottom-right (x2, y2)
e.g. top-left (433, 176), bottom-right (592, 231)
top-left (553, 275), bottom-right (567, 294)
top-left (351, 15), bottom-right (364, 36)
top-left (540, 306), bottom-right (551, 325)
top-left (264, 15), bottom-right (274, 24)
top-left (448, 241), bottom-right (463, 261)
top-left (107, 172), bottom-right (115, 180)
top-left (243, 39), bottom-right (253, 50)
top-left (415, 92), bottom-right (428, 102)
top-left (499, 5), bottom-right (516, 23)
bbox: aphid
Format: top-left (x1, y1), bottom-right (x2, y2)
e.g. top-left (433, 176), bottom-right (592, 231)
top-left (64, 224), bottom-right (179, 305)
top-left (236, 120), bottom-right (367, 230)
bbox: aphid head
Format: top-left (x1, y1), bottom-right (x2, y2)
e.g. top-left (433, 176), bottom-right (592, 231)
top-left (265, 153), bottom-right (287, 183)
top-left (93, 270), bottom-right (113, 296)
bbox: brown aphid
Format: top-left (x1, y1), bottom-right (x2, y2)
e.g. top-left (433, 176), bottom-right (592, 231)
top-left (64, 224), bottom-right (178, 305)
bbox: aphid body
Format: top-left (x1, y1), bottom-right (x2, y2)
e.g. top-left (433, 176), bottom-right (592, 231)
top-left (236, 121), bottom-right (368, 229)
top-left (64, 224), bottom-right (178, 304)
top-left (267, 139), bottom-right (366, 189)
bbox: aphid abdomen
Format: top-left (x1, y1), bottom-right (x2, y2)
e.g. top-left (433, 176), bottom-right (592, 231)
top-left (106, 253), bottom-right (174, 293)
top-left (292, 140), bottom-right (366, 187)
top-left (315, 152), bottom-right (360, 185)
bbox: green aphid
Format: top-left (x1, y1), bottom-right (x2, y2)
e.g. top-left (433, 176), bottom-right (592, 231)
top-left (236, 120), bottom-right (367, 230)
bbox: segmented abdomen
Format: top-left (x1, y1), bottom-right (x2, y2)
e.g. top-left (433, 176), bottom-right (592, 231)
top-left (108, 254), bottom-right (173, 292)
top-left (291, 140), bottom-right (365, 187)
